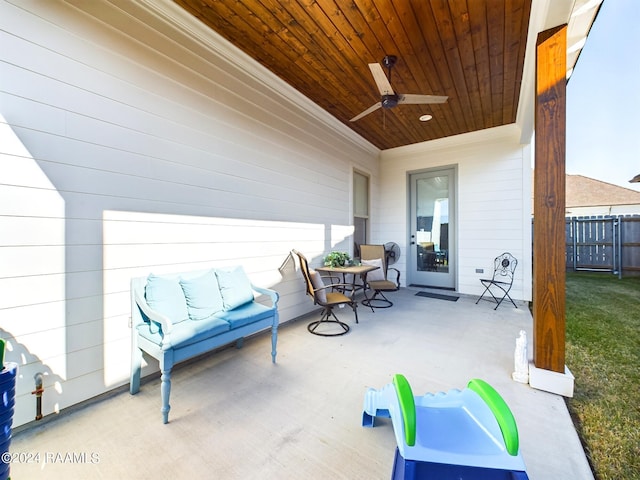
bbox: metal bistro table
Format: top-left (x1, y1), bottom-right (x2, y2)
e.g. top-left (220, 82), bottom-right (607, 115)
top-left (316, 263), bottom-right (379, 311)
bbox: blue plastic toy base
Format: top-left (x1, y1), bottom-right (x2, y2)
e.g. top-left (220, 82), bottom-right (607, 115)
top-left (392, 448), bottom-right (529, 480)
top-left (362, 376), bottom-right (530, 480)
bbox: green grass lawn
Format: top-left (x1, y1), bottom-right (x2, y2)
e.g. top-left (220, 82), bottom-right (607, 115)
top-left (565, 272), bottom-right (640, 480)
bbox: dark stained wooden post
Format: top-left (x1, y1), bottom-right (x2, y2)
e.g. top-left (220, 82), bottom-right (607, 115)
top-left (533, 25), bottom-right (567, 373)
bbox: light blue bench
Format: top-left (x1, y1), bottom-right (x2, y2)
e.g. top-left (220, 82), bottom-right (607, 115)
top-left (129, 266), bottom-right (279, 423)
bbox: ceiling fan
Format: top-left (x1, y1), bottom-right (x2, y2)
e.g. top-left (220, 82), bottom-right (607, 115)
top-left (350, 55), bottom-right (448, 122)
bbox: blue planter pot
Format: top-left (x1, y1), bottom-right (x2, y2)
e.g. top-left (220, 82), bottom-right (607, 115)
top-left (0, 363), bottom-right (17, 480)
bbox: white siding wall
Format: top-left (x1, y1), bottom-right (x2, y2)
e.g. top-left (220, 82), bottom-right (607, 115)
top-left (0, 0), bottom-right (378, 427)
top-left (378, 125), bottom-right (533, 302)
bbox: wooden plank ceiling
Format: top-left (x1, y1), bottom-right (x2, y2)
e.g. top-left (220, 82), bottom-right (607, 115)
top-left (174, 0), bottom-right (532, 150)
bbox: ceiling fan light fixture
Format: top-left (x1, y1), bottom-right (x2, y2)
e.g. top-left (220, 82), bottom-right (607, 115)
top-left (381, 94), bottom-right (399, 109)
top-left (419, 114), bottom-right (433, 122)
top-left (381, 55), bottom-right (397, 69)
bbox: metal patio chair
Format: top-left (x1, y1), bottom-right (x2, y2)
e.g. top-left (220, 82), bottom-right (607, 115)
top-left (292, 250), bottom-right (358, 336)
top-left (359, 244), bottom-right (401, 308)
top-left (476, 252), bottom-right (518, 310)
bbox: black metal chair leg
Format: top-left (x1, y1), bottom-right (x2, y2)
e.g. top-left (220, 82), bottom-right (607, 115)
top-left (307, 308), bottom-right (350, 336)
top-left (362, 291), bottom-right (393, 308)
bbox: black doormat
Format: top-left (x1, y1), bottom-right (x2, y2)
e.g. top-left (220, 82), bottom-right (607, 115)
top-left (415, 291), bottom-right (459, 302)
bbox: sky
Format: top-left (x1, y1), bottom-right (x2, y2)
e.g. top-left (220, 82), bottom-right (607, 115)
top-left (566, 0), bottom-right (640, 191)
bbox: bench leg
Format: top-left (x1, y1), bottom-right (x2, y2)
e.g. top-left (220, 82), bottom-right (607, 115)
top-left (161, 369), bottom-right (171, 424)
top-left (271, 324), bottom-right (277, 363)
top-left (130, 347), bottom-right (142, 395)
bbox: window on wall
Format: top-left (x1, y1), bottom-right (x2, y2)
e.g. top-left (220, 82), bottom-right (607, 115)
top-left (353, 171), bottom-right (369, 257)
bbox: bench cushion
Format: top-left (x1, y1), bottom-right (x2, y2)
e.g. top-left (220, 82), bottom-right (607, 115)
top-left (145, 274), bottom-right (189, 333)
top-left (216, 266), bottom-right (255, 310)
top-left (179, 270), bottom-right (225, 320)
top-left (215, 301), bottom-right (276, 329)
top-left (137, 315), bottom-right (231, 350)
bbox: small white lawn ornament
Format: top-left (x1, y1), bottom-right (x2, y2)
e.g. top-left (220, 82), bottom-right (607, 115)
top-left (512, 330), bottom-right (529, 383)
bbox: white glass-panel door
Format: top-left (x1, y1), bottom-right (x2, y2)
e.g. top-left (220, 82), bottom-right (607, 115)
top-left (409, 168), bottom-right (456, 288)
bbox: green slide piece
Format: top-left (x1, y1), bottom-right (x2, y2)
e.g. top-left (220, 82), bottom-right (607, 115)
top-left (468, 379), bottom-right (519, 456)
top-left (393, 374), bottom-right (416, 447)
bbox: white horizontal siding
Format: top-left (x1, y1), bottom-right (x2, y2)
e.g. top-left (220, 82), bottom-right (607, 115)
top-left (0, 0), bottom-right (377, 427)
top-left (380, 125), bottom-right (533, 302)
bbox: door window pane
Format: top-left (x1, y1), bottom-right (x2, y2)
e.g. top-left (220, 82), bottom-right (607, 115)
top-left (416, 176), bottom-right (449, 273)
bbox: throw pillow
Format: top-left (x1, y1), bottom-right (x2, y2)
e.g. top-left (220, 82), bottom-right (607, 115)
top-left (215, 266), bottom-right (255, 311)
top-left (309, 269), bottom-right (327, 303)
top-left (145, 274), bottom-right (190, 332)
top-left (362, 258), bottom-right (385, 281)
top-left (180, 270), bottom-right (225, 320)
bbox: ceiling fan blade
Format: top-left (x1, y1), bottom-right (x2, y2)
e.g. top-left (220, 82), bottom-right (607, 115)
top-left (350, 102), bottom-right (382, 122)
top-left (398, 94), bottom-right (448, 105)
top-left (368, 63), bottom-right (394, 96)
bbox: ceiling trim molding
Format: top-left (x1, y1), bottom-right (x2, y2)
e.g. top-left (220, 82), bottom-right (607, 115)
top-left (135, 0), bottom-right (379, 156)
top-left (380, 124), bottom-right (522, 161)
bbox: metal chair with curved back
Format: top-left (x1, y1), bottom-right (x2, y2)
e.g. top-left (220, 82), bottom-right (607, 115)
top-left (359, 244), bottom-right (401, 308)
top-left (292, 250), bottom-right (358, 336)
top-left (476, 252), bottom-right (518, 310)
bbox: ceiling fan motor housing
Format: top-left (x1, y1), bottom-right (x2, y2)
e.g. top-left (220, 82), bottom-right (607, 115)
top-left (381, 94), bottom-right (399, 109)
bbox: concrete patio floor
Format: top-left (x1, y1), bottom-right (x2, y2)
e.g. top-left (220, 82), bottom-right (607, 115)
top-left (10, 287), bottom-right (593, 479)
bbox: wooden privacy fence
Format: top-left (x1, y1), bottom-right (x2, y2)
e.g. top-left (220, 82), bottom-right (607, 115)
top-left (565, 215), bottom-right (640, 277)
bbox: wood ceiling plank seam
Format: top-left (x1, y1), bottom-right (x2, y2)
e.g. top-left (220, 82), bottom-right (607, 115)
top-left (257, 0), bottom-right (339, 79)
top-left (250, 0), bottom-right (349, 110)
top-left (350, 0), bottom-right (394, 62)
top-left (382, 1), bottom-right (449, 143)
top-left (503, 0), bottom-right (531, 125)
top-left (313, 0), bottom-right (392, 120)
top-left (174, 1), bottom-right (309, 95)
top-left (432, 0), bottom-right (477, 133)
top-left (336, 0), bottom-right (415, 122)
top-left (233, 7), bottom-right (334, 109)
top-left (405, 1), bottom-right (453, 97)
top-left (261, 0), bottom-right (373, 121)
top-left (278, 0), bottom-right (382, 122)
top-left (369, 0), bottom-right (434, 145)
top-left (248, 0), bottom-right (309, 57)
top-left (350, 0), bottom-right (419, 147)
top-left (364, 0), bottom-right (405, 72)
top-left (181, 0), bottom-right (354, 125)
top-left (467, 0), bottom-right (494, 129)
top-left (335, 0), bottom-right (387, 59)
top-left (501, 0), bottom-right (524, 124)
top-left (486, 0), bottom-right (506, 128)
top-left (511, 0), bottom-right (532, 126)
top-left (412, 1), bottom-right (469, 136)
top-left (176, 1), bottom-right (297, 78)
top-left (369, 0), bottom-right (415, 96)
top-left (425, 1), bottom-right (472, 133)
top-left (448, 0), bottom-right (486, 132)
top-left (347, 0), bottom-right (414, 139)
top-left (374, 1), bottom-right (415, 92)
top-left (400, 1), bottom-right (456, 139)
top-left (393, 6), bottom-right (444, 92)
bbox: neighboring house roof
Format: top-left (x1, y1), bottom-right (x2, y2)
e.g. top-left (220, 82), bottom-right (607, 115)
top-left (531, 174), bottom-right (640, 215)
top-left (566, 175), bottom-right (640, 207)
